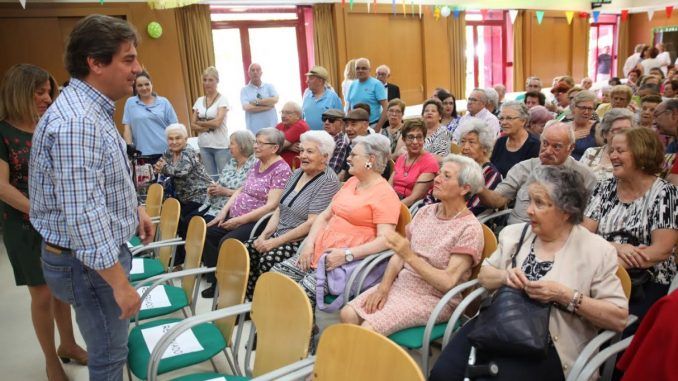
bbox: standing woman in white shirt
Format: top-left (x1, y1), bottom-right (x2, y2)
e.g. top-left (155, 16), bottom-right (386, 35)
top-left (191, 66), bottom-right (231, 176)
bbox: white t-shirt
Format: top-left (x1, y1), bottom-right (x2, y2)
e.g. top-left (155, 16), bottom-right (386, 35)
top-left (640, 58), bottom-right (663, 76)
top-left (193, 95), bottom-right (230, 149)
top-left (657, 51), bottom-right (672, 75)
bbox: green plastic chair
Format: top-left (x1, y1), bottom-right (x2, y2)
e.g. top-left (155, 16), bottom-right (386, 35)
top-left (127, 238), bottom-right (250, 380)
top-left (145, 272), bottom-right (313, 381)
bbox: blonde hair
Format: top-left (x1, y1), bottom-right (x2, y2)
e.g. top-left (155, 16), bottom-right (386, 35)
top-left (203, 66), bottom-right (219, 82)
top-left (0, 64), bottom-right (58, 124)
top-left (343, 59), bottom-right (357, 80)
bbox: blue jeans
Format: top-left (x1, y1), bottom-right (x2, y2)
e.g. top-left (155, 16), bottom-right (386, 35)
top-left (200, 147), bottom-right (231, 177)
top-left (41, 244), bottom-right (132, 381)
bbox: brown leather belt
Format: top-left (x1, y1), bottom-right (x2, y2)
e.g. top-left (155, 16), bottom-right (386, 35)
top-left (45, 243), bottom-right (70, 255)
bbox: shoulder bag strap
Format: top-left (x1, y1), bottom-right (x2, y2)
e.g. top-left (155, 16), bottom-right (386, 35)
top-left (511, 223), bottom-right (530, 268)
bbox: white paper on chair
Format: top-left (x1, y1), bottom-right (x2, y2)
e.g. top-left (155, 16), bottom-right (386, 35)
top-left (137, 286), bottom-right (171, 310)
top-left (204, 378), bottom-right (227, 381)
top-left (130, 258), bottom-right (145, 274)
top-left (141, 322), bottom-right (204, 359)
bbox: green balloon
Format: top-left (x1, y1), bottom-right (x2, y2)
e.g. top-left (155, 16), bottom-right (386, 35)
top-left (147, 22), bottom-right (162, 39)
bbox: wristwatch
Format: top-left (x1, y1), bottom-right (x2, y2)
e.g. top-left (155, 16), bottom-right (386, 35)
top-left (344, 248), bottom-right (354, 262)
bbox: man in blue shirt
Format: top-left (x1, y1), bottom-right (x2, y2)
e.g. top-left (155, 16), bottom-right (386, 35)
top-left (29, 15), bottom-right (154, 380)
top-left (302, 65), bottom-right (342, 130)
top-left (240, 63), bottom-right (279, 133)
top-left (346, 58), bottom-right (388, 132)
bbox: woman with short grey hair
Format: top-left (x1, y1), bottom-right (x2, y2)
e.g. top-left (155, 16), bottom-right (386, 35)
top-left (300, 130), bottom-right (336, 159)
top-left (431, 165), bottom-right (628, 381)
top-left (353, 133), bottom-right (391, 174)
top-left (431, 121), bottom-right (502, 215)
top-left (490, 100), bottom-right (541, 177)
top-left (580, 108), bottom-right (635, 181)
top-left (567, 90), bottom-right (600, 160)
top-left (201, 125), bottom-right (292, 297)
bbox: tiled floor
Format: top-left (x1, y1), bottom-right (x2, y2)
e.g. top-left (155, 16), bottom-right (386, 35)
top-left (0, 241), bottom-right (437, 380)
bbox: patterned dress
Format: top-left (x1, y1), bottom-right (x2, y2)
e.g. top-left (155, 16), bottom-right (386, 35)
top-left (205, 155), bottom-right (256, 216)
top-left (160, 147), bottom-right (211, 204)
top-left (424, 125), bottom-right (452, 157)
top-left (349, 205), bottom-right (483, 335)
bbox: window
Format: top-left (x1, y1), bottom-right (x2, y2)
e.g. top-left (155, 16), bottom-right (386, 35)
top-left (465, 10), bottom-right (512, 93)
top-left (588, 14), bottom-right (619, 82)
top-left (210, 6), bottom-right (312, 133)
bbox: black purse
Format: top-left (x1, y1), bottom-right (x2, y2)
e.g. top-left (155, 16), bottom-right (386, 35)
top-left (467, 224), bottom-right (552, 359)
top-left (605, 230), bottom-right (652, 302)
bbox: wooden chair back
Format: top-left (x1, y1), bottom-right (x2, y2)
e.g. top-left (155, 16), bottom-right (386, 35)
top-left (157, 198), bottom-right (181, 270)
top-left (214, 238), bottom-right (250, 345)
top-left (396, 202), bottom-right (412, 236)
top-left (250, 272), bottom-right (313, 377)
top-left (180, 216), bottom-right (206, 305)
top-left (145, 183), bottom-right (164, 219)
top-left (471, 224), bottom-right (498, 280)
top-left (616, 266), bottom-right (632, 300)
top-left (450, 142), bottom-right (461, 154)
top-left (313, 324), bottom-right (425, 381)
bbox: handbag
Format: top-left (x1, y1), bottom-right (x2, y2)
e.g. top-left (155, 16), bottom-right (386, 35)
top-left (315, 253), bottom-right (388, 312)
top-left (605, 230), bottom-right (652, 302)
top-left (467, 223), bottom-right (552, 359)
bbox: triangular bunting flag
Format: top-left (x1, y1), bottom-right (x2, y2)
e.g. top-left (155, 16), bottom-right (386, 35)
top-left (536, 11), bottom-right (545, 24)
top-left (592, 10), bottom-right (600, 23)
top-left (579, 12), bottom-right (589, 19)
top-left (434, 6), bottom-right (440, 21)
top-left (648, 9), bottom-right (655, 21)
top-left (621, 10), bottom-right (629, 22)
top-left (419, 2), bottom-right (422, 18)
top-left (667, 6), bottom-right (674, 18)
top-left (565, 11), bottom-right (574, 24)
top-left (453, 8), bottom-right (461, 18)
top-left (392, 0), bottom-right (396, 15)
top-left (349, 0), bottom-right (354, 10)
top-left (342, 0), bottom-right (345, 8)
top-left (402, 0), bottom-right (406, 16)
top-left (480, 9), bottom-right (489, 20)
top-left (367, 0), bottom-right (371, 13)
top-left (19, 0), bottom-right (26, 8)
top-left (509, 10), bottom-right (519, 24)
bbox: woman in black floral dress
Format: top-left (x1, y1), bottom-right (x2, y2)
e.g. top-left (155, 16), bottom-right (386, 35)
top-left (0, 64), bottom-right (86, 380)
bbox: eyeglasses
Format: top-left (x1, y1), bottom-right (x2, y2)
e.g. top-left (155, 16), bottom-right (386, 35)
top-left (322, 117), bottom-right (340, 123)
top-left (498, 115), bottom-right (521, 122)
top-left (281, 110), bottom-right (295, 115)
top-left (654, 109), bottom-right (671, 118)
top-left (254, 140), bottom-right (277, 147)
top-left (387, 109), bottom-right (403, 115)
top-left (575, 105), bottom-right (595, 113)
top-left (405, 135), bottom-right (425, 142)
top-left (467, 97), bottom-right (480, 103)
top-left (540, 139), bottom-right (566, 152)
top-left (356, 66), bottom-right (370, 70)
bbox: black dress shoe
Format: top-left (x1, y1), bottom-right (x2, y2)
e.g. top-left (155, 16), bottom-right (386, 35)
top-left (201, 283), bottom-right (216, 298)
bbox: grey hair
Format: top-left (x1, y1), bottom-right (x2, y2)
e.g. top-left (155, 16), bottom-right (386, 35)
top-left (230, 130), bottom-right (255, 157)
top-left (455, 119), bottom-right (496, 154)
top-left (353, 134), bottom-right (391, 173)
top-left (165, 123), bottom-right (188, 138)
top-left (572, 90), bottom-right (597, 106)
top-left (256, 127), bottom-right (286, 155)
top-left (543, 121), bottom-right (576, 145)
top-left (376, 64), bottom-right (390, 75)
top-left (471, 88), bottom-right (489, 105)
top-left (484, 88), bottom-right (499, 110)
top-left (300, 130), bottom-right (336, 158)
top-left (500, 101), bottom-right (529, 121)
top-left (527, 166), bottom-right (589, 224)
top-left (283, 101), bottom-right (302, 117)
top-left (528, 106), bottom-right (555, 125)
top-left (525, 76), bottom-right (541, 86)
top-left (599, 108), bottom-right (635, 140)
top-left (356, 57), bottom-right (371, 68)
top-left (441, 154), bottom-right (485, 200)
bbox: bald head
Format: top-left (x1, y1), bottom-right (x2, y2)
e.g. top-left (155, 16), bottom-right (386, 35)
top-left (539, 122), bottom-right (575, 165)
top-left (248, 63), bottom-right (263, 84)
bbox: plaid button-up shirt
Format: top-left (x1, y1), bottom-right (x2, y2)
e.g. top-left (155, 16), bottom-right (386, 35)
top-left (328, 132), bottom-right (350, 174)
top-left (29, 78), bottom-right (138, 270)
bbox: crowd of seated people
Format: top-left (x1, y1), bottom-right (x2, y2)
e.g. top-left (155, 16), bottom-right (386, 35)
top-left (7, 51), bottom-right (678, 381)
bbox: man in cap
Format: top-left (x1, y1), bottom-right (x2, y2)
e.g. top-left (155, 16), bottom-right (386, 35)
top-left (322, 108), bottom-right (351, 174)
top-left (338, 108), bottom-right (371, 180)
top-left (302, 65), bottom-right (342, 131)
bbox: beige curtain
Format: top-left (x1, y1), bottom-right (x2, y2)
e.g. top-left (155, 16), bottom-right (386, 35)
top-left (175, 4), bottom-right (215, 134)
top-left (313, 4), bottom-right (339, 92)
top-left (447, 12), bottom-right (466, 97)
top-left (617, 18), bottom-right (629, 78)
top-left (513, 11), bottom-right (525, 91)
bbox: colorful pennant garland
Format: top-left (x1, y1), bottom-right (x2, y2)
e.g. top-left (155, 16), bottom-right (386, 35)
top-left (667, 6), bottom-right (674, 18)
top-left (565, 11), bottom-right (574, 24)
top-left (621, 10), bottom-right (628, 22)
top-left (592, 10), bottom-right (600, 23)
top-left (536, 10), bottom-right (544, 24)
top-left (508, 9), bottom-right (518, 24)
top-left (453, 7), bottom-right (461, 18)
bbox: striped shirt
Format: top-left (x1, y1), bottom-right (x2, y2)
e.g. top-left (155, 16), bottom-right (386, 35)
top-left (29, 78), bottom-right (138, 270)
top-left (275, 167), bottom-right (340, 236)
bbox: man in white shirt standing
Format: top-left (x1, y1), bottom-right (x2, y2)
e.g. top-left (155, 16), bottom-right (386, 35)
top-left (454, 88), bottom-right (501, 142)
top-left (656, 42), bottom-right (672, 76)
top-left (623, 44), bottom-right (645, 78)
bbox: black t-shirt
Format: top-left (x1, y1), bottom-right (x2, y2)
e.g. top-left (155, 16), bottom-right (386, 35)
top-left (490, 134), bottom-right (541, 178)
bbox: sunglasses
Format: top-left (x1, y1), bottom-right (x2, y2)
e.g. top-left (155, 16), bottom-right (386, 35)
top-left (322, 117), bottom-right (341, 123)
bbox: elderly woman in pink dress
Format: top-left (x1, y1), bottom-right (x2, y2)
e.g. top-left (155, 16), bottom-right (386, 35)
top-left (340, 154), bottom-right (485, 335)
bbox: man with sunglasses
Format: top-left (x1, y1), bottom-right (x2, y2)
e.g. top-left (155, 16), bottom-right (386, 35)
top-left (477, 122), bottom-right (596, 224)
top-left (322, 109), bottom-right (350, 174)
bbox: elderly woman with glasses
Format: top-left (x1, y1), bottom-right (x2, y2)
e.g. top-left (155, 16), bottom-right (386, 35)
top-left (490, 101), bottom-right (541, 177)
top-left (390, 118), bottom-right (439, 206)
top-left (381, 98), bottom-right (406, 157)
top-left (580, 108), bottom-right (635, 181)
top-left (201, 127), bottom-right (291, 297)
top-left (566, 90), bottom-right (600, 160)
top-left (340, 154), bottom-right (485, 336)
top-left (595, 85), bottom-right (635, 120)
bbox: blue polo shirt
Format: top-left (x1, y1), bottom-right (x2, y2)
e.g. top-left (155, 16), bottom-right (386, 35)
top-left (302, 87), bottom-right (343, 130)
top-left (122, 95), bottom-right (178, 155)
top-left (346, 77), bottom-right (387, 124)
top-left (240, 82), bottom-right (279, 133)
